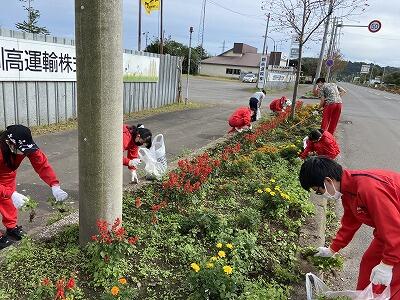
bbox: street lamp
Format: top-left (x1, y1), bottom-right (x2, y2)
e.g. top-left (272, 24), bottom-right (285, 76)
top-left (185, 26), bottom-right (194, 105)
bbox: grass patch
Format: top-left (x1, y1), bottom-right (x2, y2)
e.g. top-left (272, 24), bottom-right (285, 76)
top-left (31, 101), bottom-right (208, 136)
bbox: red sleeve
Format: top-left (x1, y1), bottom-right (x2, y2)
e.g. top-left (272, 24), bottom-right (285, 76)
top-left (0, 184), bottom-right (13, 199)
top-left (323, 133), bottom-right (340, 159)
top-left (27, 150), bottom-right (60, 187)
top-left (299, 140), bottom-right (314, 159)
top-left (126, 145), bottom-right (139, 170)
top-left (361, 186), bottom-right (400, 265)
top-left (330, 198), bottom-right (362, 253)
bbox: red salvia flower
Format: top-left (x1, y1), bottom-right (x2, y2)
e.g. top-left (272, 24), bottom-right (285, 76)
top-left (41, 277), bottom-right (51, 286)
top-left (135, 197), bottom-right (142, 208)
top-left (66, 277), bottom-right (75, 290)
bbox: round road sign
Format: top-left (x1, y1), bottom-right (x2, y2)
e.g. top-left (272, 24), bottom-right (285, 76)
top-left (368, 20), bottom-right (381, 33)
top-left (326, 59), bottom-right (334, 68)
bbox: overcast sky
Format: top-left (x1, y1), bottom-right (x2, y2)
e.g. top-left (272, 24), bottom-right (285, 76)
top-left (0, 0), bottom-right (399, 67)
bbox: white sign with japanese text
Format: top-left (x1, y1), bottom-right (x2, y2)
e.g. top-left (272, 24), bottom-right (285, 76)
top-left (0, 36), bottom-right (76, 81)
top-left (0, 36), bottom-right (160, 82)
top-left (257, 55), bottom-right (267, 89)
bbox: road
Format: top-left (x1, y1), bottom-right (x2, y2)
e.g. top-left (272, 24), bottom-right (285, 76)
top-left (15, 77), bottom-right (305, 233)
top-left (332, 83), bottom-right (400, 291)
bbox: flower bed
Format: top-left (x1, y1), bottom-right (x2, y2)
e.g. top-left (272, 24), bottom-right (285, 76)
top-left (0, 103), bottom-right (322, 300)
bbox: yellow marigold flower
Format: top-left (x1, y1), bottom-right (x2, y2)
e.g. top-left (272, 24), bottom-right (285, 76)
top-left (226, 243), bottom-right (233, 250)
top-left (257, 189), bottom-right (263, 194)
top-left (191, 263), bottom-right (200, 272)
top-left (270, 191), bottom-right (276, 196)
top-left (270, 179), bottom-right (276, 183)
top-left (216, 242), bottom-right (223, 248)
top-left (210, 256), bottom-right (218, 261)
top-left (206, 263), bottom-right (214, 269)
top-left (265, 187), bottom-right (272, 193)
top-left (111, 286), bottom-right (119, 296)
top-left (118, 277), bottom-right (127, 285)
top-left (218, 251), bottom-right (226, 258)
top-left (274, 186), bottom-right (281, 191)
top-left (223, 265), bottom-right (233, 275)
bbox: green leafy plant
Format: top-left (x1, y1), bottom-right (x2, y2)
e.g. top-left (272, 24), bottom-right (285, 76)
top-left (101, 277), bottom-right (138, 300)
top-left (21, 196), bottom-right (38, 222)
top-left (83, 218), bottom-right (139, 290)
top-left (301, 246), bottom-right (344, 272)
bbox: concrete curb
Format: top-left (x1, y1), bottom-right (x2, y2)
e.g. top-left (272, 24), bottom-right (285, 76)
top-left (291, 194), bottom-right (327, 299)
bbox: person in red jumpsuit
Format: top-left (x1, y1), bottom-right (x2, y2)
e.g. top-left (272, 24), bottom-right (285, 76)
top-left (299, 156), bottom-right (400, 299)
top-left (316, 77), bottom-right (346, 135)
top-left (0, 125), bottom-right (68, 249)
top-left (299, 129), bottom-right (340, 160)
top-left (269, 96), bottom-right (288, 113)
top-left (123, 124), bottom-right (152, 183)
top-left (228, 107), bottom-right (256, 133)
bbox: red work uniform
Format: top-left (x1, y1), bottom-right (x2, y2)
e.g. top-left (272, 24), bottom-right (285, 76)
top-left (228, 107), bottom-right (252, 130)
top-left (269, 97), bottom-right (286, 112)
top-left (0, 149), bottom-right (59, 229)
top-left (122, 125), bottom-right (139, 170)
top-left (330, 169), bottom-right (400, 298)
top-left (299, 131), bottom-right (340, 160)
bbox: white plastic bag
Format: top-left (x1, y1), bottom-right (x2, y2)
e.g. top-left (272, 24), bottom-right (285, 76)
top-left (306, 273), bottom-right (390, 300)
top-left (138, 134), bottom-right (167, 179)
top-left (303, 136), bottom-right (309, 149)
top-left (256, 107), bottom-right (261, 121)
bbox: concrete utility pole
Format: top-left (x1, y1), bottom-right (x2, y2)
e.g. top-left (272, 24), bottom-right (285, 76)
top-left (138, 0), bottom-right (142, 51)
top-left (185, 26), bottom-right (193, 105)
top-left (314, 0), bottom-right (334, 88)
top-left (262, 13), bottom-right (270, 55)
top-left (160, 0), bottom-right (164, 54)
top-left (75, 0), bottom-right (123, 244)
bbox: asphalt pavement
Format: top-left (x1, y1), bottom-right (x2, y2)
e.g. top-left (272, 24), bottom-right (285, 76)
top-left (331, 83), bottom-right (400, 291)
top-left (15, 77), bottom-right (307, 233)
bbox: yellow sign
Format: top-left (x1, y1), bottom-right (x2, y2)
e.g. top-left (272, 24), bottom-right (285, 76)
top-left (141, 0), bottom-right (160, 15)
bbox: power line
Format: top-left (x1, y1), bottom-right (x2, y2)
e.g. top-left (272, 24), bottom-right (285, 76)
top-left (207, 0), bottom-right (265, 20)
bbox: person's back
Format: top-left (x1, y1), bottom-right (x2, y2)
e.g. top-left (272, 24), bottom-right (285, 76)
top-left (320, 83), bottom-right (344, 105)
top-left (251, 91), bottom-right (265, 101)
top-left (315, 130), bottom-right (340, 158)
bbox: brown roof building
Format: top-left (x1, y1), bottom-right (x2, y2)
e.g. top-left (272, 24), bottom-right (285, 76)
top-left (199, 43), bottom-right (264, 78)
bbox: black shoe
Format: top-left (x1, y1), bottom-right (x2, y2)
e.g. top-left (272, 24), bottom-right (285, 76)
top-left (6, 225), bottom-right (26, 240)
top-left (0, 236), bottom-right (14, 249)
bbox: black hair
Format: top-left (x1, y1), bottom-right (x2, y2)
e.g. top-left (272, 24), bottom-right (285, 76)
top-left (0, 131), bottom-right (17, 170)
top-left (308, 129), bottom-right (323, 141)
top-left (299, 156), bottom-right (343, 191)
top-left (128, 124), bottom-right (152, 149)
top-left (316, 77), bottom-right (326, 84)
top-left (262, 89), bottom-right (266, 95)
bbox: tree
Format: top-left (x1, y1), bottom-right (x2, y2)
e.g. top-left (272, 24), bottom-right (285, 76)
top-left (145, 38), bottom-right (207, 75)
top-left (16, 0), bottom-right (50, 35)
top-left (384, 72), bottom-right (400, 85)
top-left (263, 0), bottom-right (334, 118)
top-left (323, 51), bottom-right (347, 80)
top-left (263, 0), bottom-right (369, 118)
top-left (302, 57), bottom-right (319, 77)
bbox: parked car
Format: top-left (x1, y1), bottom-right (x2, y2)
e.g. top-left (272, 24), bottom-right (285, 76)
top-left (242, 73), bottom-right (258, 83)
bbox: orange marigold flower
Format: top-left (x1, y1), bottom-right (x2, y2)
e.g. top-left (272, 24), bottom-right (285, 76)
top-left (118, 277), bottom-right (127, 285)
top-left (111, 286), bottom-right (119, 296)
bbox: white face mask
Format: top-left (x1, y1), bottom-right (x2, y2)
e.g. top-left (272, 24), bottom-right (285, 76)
top-left (323, 181), bottom-right (342, 201)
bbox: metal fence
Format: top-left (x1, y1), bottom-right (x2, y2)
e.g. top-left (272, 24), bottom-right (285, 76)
top-left (0, 28), bottom-right (182, 129)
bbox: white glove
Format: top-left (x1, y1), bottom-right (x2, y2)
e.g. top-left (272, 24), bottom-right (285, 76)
top-left (11, 191), bottom-right (28, 209)
top-left (234, 127), bottom-right (243, 133)
top-left (314, 246), bottom-right (335, 257)
top-left (370, 262), bottom-right (393, 286)
top-left (131, 170), bottom-right (139, 184)
top-left (249, 124), bottom-right (253, 130)
top-left (51, 185), bottom-right (69, 202)
top-left (128, 159), bottom-right (141, 168)
top-left (312, 110), bottom-right (319, 116)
